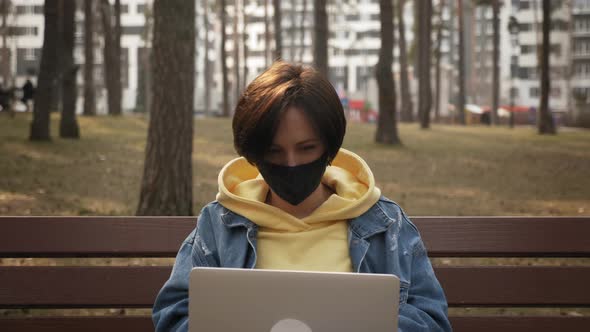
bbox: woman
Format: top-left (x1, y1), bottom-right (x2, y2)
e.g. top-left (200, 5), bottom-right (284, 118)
top-left (152, 62), bottom-right (452, 332)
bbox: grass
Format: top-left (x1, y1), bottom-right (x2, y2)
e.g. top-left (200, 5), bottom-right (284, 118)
top-left (0, 111), bottom-right (589, 216)
top-left (1, 111), bottom-right (589, 318)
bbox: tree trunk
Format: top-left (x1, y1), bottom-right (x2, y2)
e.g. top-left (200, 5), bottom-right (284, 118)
top-left (30, 0), bottom-right (60, 141)
top-left (113, 0), bottom-right (122, 115)
top-left (456, 0), bottom-right (466, 125)
top-left (242, 0), bottom-right (248, 89)
top-left (203, 0), bottom-right (211, 115)
top-left (264, 0), bottom-right (270, 67)
top-left (538, 0), bottom-right (555, 134)
top-left (59, 0), bottom-right (79, 138)
top-left (83, 0), bottom-right (96, 116)
top-left (142, 4), bottom-right (153, 115)
top-left (491, 0), bottom-right (500, 125)
top-left (137, 0), bottom-right (195, 216)
top-left (221, 0), bottom-right (230, 116)
top-left (417, 0), bottom-right (433, 129)
top-left (375, 0), bottom-right (401, 145)
top-left (397, 0), bottom-right (413, 122)
top-left (233, 0), bottom-right (241, 102)
top-left (272, 0), bottom-right (282, 60)
top-left (299, 0), bottom-right (307, 62)
top-left (313, 0), bottom-right (328, 76)
top-left (100, 0), bottom-right (122, 116)
top-left (289, 0), bottom-right (296, 60)
top-left (1, 0), bottom-right (11, 90)
top-left (434, 0), bottom-right (444, 123)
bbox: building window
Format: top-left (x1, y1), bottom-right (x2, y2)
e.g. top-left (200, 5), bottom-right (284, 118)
top-left (550, 44), bottom-right (561, 56)
top-left (16, 5), bottom-right (43, 15)
top-left (24, 48), bottom-right (36, 60)
top-left (521, 44), bottom-right (535, 54)
top-left (123, 26), bottom-right (144, 35)
top-left (518, 1), bottom-right (531, 10)
top-left (17, 48), bottom-right (41, 76)
top-left (530, 87), bottom-right (540, 98)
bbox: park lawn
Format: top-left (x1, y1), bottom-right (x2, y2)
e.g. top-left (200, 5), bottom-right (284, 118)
top-left (0, 112), bottom-right (589, 217)
top-left (1, 112), bottom-right (590, 319)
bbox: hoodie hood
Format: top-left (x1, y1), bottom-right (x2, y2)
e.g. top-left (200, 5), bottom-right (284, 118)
top-left (216, 148), bottom-right (381, 232)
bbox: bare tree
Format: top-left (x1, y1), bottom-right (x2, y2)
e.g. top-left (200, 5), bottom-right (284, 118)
top-left (233, 0), bottom-right (241, 102)
top-left (100, 0), bottom-right (122, 115)
top-left (137, 0), bottom-right (196, 215)
top-left (221, 0), bottom-right (230, 116)
top-left (30, 0), bottom-right (60, 141)
top-left (203, 0), bottom-right (211, 115)
top-left (272, 0), bottom-right (282, 60)
top-left (242, 0), bottom-right (249, 89)
top-left (397, 0), bottom-right (413, 122)
top-left (456, 0), bottom-right (466, 125)
top-left (476, 0), bottom-right (501, 124)
top-left (136, 3), bottom-right (153, 114)
top-left (83, 0), bottom-right (96, 116)
top-left (375, 0), bottom-right (401, 145)
top-left (1, 0), bottom-right (12, 91)
top-left (417, 0), bottom-right (433, 128)
top-left (434, 0), bottom-right (445, 123)
top-left (299, 0), bottom-right (307, 62)
top-left (264, 0), bottom-right (270, 67)
top-left (313, 0), bottom-right (328, 76)
top-left (538, 0), bottom-right (555, 134)
top-left (491, 0), bottom-right (500, 125)
top-left (59, 0), bottom-right (79, 138)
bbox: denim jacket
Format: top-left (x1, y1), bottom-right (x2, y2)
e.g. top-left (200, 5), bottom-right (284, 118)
top-left (152, 196), bottom-right (452, 332)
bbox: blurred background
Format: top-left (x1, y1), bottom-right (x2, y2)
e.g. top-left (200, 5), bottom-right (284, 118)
top-left (0, 0), bottom-right (588, 217)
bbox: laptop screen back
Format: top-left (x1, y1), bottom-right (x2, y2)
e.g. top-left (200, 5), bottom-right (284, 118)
top-left (189, 267), bottom-right (400, 332)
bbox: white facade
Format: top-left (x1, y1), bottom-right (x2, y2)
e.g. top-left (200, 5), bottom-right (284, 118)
top-left (5, 0), bottom-right (150, 114)
top-left (572, 0), bottom-right (590, 110)
top-left (5, 0), bottom-right (583, 118)
top-left (506, 0), bottom-right (571, 113)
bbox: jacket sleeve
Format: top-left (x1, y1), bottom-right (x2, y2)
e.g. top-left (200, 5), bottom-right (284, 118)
top-left (151, 230), bottom-right (195, 332)
top-left (152, 209), bottom-right (216, 332)
top-left (398, 220), bottom-right (452, 332)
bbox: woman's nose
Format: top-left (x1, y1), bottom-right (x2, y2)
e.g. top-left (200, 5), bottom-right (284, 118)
top-left (284, 151), bottom-right (299, 167)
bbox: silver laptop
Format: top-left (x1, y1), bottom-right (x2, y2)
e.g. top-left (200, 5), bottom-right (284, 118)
top-left (189, 267), bottom-right (400, 332)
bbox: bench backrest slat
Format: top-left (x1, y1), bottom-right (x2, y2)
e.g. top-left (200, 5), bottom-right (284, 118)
top-left (0, 217), bottom-right (195, 257)
top-left (437, 266), bottom-right (590, 306)
top-left (1, 316), bottom-right (589, 332)
top-left (0, 317), bottom-right (154, 332)
top-left (1, 216), bottom-right (589, 332)
top-left (0, 266), bottom-right (169, 308)
top-left (2, 217), bottom-right (590, 258)
top-left (417, 217), bottom-right (590, 257)
top-left (2, 266), bottom-right (589, 308)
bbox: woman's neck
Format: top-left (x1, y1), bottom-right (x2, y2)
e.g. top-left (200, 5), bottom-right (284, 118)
top-left (266, 183), bottom-right (333, 219)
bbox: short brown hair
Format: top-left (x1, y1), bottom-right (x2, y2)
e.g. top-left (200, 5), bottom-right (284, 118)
top-left (233, 61), bottom-right (346, 164)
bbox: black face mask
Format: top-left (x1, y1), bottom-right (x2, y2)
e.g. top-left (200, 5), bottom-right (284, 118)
top-left (257, 154), bottom-right (329, 206)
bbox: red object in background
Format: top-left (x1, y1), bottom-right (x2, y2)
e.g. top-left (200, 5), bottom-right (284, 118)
top-left (482, 105), bottom-right (530, 113)
top-left (349, 99), bottom-right (365, 110)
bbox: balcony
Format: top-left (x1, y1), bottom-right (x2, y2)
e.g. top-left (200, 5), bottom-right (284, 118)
top-left (572, 29), bottom-right (590, 37)
top-left (573, 52), bottom-right (590, 60)
top-left (572, 6), bottom-right (590, 15)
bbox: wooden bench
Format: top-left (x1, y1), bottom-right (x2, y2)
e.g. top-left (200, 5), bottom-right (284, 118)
top-left (1, 216), bottom-right (589, 331)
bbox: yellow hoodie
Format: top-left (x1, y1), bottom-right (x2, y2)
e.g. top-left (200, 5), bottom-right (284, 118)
top-left (216, 148), bottom-right (381, 272)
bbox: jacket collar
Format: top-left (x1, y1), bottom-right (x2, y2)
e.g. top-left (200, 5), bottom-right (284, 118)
top-left (349, 197), bottom-right (397, 239)
top-left (218, 196), bottom-right (397, 237)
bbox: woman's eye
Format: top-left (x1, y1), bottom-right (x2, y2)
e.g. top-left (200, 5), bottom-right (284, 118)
top-left (302, 145), bottom-right (316, 151)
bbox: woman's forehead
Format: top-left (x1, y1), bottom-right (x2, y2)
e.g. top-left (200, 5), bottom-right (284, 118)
top-left (272, 107), bottom-right (320, 144)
